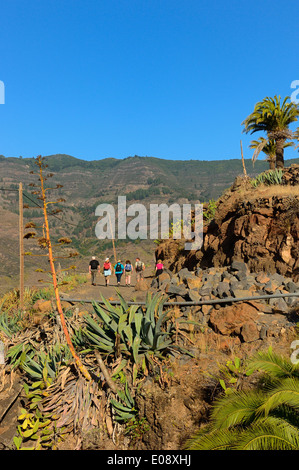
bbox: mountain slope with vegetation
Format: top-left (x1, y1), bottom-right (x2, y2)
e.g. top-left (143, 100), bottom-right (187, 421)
top-left (3, 152), bottom-right (298, 293)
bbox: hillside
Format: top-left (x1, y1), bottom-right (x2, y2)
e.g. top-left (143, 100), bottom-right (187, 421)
top-left (155, 164), bottom-right (299, 282)
top-left (1, 153), bottom-right (299, 294)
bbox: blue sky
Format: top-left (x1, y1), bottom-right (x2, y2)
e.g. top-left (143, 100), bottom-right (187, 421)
top-left (0, 0), bottom-right (298, 162)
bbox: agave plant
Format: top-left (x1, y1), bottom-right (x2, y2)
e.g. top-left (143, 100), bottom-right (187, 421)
top-left (21, 344), bottom-right (72, 385)
top-left (110, 379), bottom-right (137, 423)
top-left (0, 309), bottom-right (24, 338)
top-left (77, 292), bottom-right (192, 381)
top-left (251, 169), bottom-right (283, 188)
top-left (185, 348), bottom-right (299, 450)
top-left (5, 342), bottom-right (36, 370)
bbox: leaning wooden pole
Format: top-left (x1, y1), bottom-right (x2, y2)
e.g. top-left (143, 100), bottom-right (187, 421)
top-left (240, 140), bottom-right (248, 178)
top-left (19, 182), bottom-right (24, 310)
top-left (36, 156), bottom-right (91, 381)
top-left (108, 211), bottom-right (117, 262)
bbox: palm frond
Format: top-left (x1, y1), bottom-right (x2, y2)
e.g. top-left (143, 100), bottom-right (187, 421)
top-left (258, 377), bottom-right (299, 416)
top-left (210, 389), bottom-right (265, 428)
top-left (184, 426), bottom-right (238, 450)
top-left (235, 419), bottom-right (299, 450)
top-left (247, 348), bottom-right (299, 379)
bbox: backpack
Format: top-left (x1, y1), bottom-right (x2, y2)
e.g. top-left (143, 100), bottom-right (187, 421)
top-left (125, 263), bottom-right (131, 272)
top-left (136, 261), bottom-right (144, 272)
top-left (115, 263), bottom-right (122, 272)
top-left (104, 262), bottom-right (110, 270)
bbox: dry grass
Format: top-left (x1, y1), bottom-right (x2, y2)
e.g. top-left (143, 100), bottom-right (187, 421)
top-left (250, 184), bottom-right (299, 199)
top-left (0, 273), bottom-right (88, 313)
top-left (232, 183), bottom-right (299, 205)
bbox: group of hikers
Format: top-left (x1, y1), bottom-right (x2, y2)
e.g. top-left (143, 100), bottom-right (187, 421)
top-left (88, 256), bottom-right (165, 288)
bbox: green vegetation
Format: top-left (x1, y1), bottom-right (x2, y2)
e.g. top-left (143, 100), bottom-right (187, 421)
top-left (110, 379), bottom-right (137, 423)
top-left (74, 292), bottom-right (193, 383)
top-left (249, 137), bottom-right (294, 169)
top-left (126, 186), bottom-right (161, 201)
top-left (250, 168), bottom-right (283, 187)
top-left (185, 349), bottom-right (299, 450)
top-left (203, 199), bottom-right (217, 221)
top-left (243, 95), bottom-right (299, 168)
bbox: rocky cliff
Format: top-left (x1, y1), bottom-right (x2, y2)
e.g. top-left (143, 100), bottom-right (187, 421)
top-left (155, 164), bottom-right (299, 281)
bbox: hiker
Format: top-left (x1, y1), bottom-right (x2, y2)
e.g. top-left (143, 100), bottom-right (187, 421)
top-left (114, 259), bottom-right (124, 286)
top-left (89, 256), bottom-right (100, 286)
top-left (124, 260), bottom-right (133, 286)
top-left (135, 257), bottom-right (145, 283)
top-left (103, 257), bottom-right (112, 286)
top-left (155, 259), bottom-right (164, 288)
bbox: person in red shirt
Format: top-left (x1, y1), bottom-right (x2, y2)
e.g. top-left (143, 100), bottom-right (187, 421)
top-left (155, 259), bottom-right (164, 288)
top-left (103, 257), bottom-right (112, 286)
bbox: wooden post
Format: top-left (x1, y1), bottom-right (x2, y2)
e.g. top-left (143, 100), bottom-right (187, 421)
top-left (108, 212), bottom-right (117, 263)
top-left (240, 140), bottom-right (248, 178)
top-left (19, 182), bottom-right (24, 310)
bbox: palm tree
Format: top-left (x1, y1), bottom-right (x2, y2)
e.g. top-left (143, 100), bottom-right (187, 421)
top-left (249, 137), bottom-right (294, 170)
top-left (185, 349), bottom-right (299, 450)
top-left (242, 95), bottom-right (299, 169)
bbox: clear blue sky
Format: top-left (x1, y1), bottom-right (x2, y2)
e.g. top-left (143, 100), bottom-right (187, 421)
top-left (0, 0), bottom-right (298, 162)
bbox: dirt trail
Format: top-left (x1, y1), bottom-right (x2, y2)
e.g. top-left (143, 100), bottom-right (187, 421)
top-left (60, 268), bottom-right (153, 305)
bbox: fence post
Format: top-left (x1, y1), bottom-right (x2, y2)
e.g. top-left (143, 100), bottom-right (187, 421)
top-left (19, 182), bottom-right (24, 310)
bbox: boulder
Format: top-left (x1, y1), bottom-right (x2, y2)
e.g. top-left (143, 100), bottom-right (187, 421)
top-left (215, 281), bottom-right (231, 298)
top-left (188, 289), bottom-right (201, 302)
top-left (32, 299), bottom-right (52, 314)
top-left (233, 271), bottom-right (249, 283)
top-left (232, 289), bottom-right (255, 299)
top-left (198, 283), bottom-right (213, 297)
top-left (165, 284), bottom-right (188, 298)
top-left (263, 280), bottom-right (280, 294)
top-left (185, 275), bottom-right (202, 290)
top-left (177, 268), bottom-right (193, 282)
top-left (268, 297), bottom-right (289, 314)
top-left (271, 273), bottom-right (288, 286)
top-left (202, 304), bottom-right (213, 316)
top-left (286, 281), bottom-right (299, 293)
top-left (209, 302), bottom-right (259, 337)
top-left (255, 272), bottom-right (271, 284)
top-left (240, 321), bottom-right (260, 342)
top-left (134, 279), bottom-right (150, 291)
top-left (230, 261), bottom-right (248, 273)
top-left (245, 300), bottom-right (272, 314)
top-left (151, 272), bottom-right (171, 289)
top-left (61, 301), bottom-right (73, 311)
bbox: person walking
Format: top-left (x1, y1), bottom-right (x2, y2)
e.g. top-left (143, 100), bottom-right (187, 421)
top-left (103, 257), bottom-right (112, 286)
top-left (124, 260), bottom-right (133, 286)
top-left (155, 259), bottom-right (164, 288)
top-left (135, 257), bottom-right (145, 283)
top-left (89, 256), bottom-right (100, 286)
top-left (114, 260), bottom-right (124, 286)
